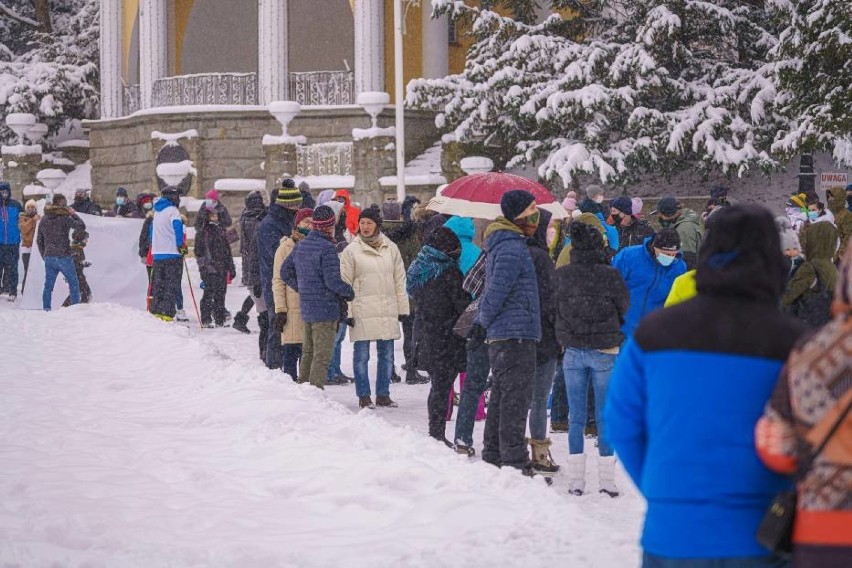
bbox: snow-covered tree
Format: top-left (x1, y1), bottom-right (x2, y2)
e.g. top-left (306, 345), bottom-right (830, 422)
top-left (409, 0), bottom-right (784, 187)
top-left (769, 0), bottom-right (852, 166)
top-left (0, 0), bottom-right (100, 144)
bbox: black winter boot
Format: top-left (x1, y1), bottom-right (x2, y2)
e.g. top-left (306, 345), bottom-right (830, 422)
top-left (233, 311), bottom-right (251, 334)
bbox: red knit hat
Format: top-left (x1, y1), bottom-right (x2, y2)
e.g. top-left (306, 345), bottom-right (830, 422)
top-left (295, 208), bottom-right (313, 226)
top-left (311, 205), bottom-right (336, 230)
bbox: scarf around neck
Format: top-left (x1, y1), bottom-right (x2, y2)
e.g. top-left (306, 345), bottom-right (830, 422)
top-left (360, 232), bottom-right (383, 249)
top-left (406, 245), bottom-right (456, 296)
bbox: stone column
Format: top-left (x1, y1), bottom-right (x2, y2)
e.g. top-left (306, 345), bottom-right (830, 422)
top-left (263, 142), bottom-right (299, 196)
top-left (99, 0), bottom-right (124, 118)
top-left (258, 0), bottom-right (289, 104)
top-left (354, 0), bottom-right (384, 94)
top-left (422, 1), bottom-right (448, 79)
top-left (139, 0), bottom-right (168, 109)
top-left (0, 148), bottom-right (42, 202)
top-left (353, 134), bottom-right (396, 207)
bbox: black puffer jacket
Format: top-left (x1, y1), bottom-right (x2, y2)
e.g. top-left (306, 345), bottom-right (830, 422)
top-left (555, 222), bottom-right (629, 350)
top-left (239, 192), bottom-right (266, 286)
top-left (617, 218), bottom-right (655, 250)
top-left (528, 209), bottom-right (560, 360)
top-left (195, 222), bottom-right (236, 277)
top-left (37, 205), bottom-right (87, 258)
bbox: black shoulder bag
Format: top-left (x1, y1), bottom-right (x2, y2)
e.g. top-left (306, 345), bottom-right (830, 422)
top-left (756, 396), bottom-right (852, 555)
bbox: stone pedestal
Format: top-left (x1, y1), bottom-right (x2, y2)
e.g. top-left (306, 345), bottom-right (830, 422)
top-left (1, 150), bottom-right (42, 201)
top-left (151, 137), bottom-right (202, 199)
top-left (353, 135), bottom-right (395, 208)
top-left (263, 142), bottom-right (299, 196)
top-left (440, 138), bottom-right (465, 183)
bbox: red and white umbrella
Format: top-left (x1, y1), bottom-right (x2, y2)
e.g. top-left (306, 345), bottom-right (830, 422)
top-left (426, 172), bottom-right (568, 220)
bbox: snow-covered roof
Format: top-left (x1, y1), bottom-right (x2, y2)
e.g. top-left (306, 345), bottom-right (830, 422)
top-left (262, 134), bottom-right (308, 146)
top-left (292, 175), bottom-right (354, 189)
top-left (151, 130), bottom-right (199, 145)
top-left (56, 139), bottom-right (90, 149)
top-left (352, 126), bottom-right (396, 140)
top-left (1, 144), bottom-right (42, 156)
top-left (214, 179), bottom-right (266, 192)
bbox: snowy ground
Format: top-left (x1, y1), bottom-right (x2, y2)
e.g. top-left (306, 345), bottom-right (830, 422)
top-left (1, 264), bottom-right (645, 567)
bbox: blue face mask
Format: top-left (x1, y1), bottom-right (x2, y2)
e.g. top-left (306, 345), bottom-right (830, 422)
top-left (116, 196), bottom-right (126, 206)
top-left (205, 199), bottom-right (216, 209)
top-left (656, 253), bottom-right (676, 267)
top-left (807, 211), bottom-right (819, 222)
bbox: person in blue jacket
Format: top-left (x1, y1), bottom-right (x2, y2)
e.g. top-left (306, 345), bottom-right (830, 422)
top-left (0, 182), bottom-right (23, 300)
top-left (612, 229), bottom-right (686, 336)
top-left (477, 189), bottom-right (541, 475)
top-left (257, 179), bottom-right (302, 369)
top-left (443, 216), bottom-right (480, 276)
top-left (578, 191), bottom-right (619, 253)
top-left (605, 204), bottom-right (809, 567)
top-left (282, 205), bottom-right (354, 389)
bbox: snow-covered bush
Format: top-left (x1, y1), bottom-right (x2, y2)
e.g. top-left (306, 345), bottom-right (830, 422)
top-left (0, 0), bottom-right (100, 145)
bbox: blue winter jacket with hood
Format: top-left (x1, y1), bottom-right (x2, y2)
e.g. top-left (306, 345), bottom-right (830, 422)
top-left (443, 216), bottom-right (481, 276)
top-left (256, 204), bottom-right (296, 309)
top-left (476, 217), bottom-right (541, 341)
top-left (612, 237), bottom-right (687, 335)
top-left (0, 186), bottom-right (22, 245)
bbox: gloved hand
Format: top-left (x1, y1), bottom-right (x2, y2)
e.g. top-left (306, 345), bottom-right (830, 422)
top-left (398, 315), bottom-right (408, 322)
top-left (178, 245), bottom-right (188, 256)
top-left (200, 281), bottom-right (206, 290)
top-left (345, 318), bottom-right (355, 328)
top-left (273, 312), bottom-right (288, 334)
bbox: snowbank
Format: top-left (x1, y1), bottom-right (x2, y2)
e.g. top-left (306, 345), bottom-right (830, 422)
top-left (0, 304), bottom-right (642, 567)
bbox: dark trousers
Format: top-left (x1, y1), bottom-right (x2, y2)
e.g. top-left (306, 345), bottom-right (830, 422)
top-left (426, 364), bottom-right (458, 440)
top-left (282, 343), bottom-right (302, 380)
top-left (482, 340), bottom-right (536, 469)
top-left (200, 272), bottom-right (228, 324)
top-left (402, 310), bottom-right (414, 369)
top-left (257, 311), bottom-right (270, 362)
top-left (21, 251), bottom-right (30, 293)
top-left (265, 299), bottom-right (283, 369)
top-left (454, 330), bottom-right (490, 447)
top-left (151, 257), bottom-right (183, 318)
top-left (0, 243), bottom-right (19, 295)
top-left (238, 295), bottom-right (254, 315)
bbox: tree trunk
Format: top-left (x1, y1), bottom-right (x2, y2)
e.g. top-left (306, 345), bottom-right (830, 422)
top-left (34, 0), bottom-right (51, 33)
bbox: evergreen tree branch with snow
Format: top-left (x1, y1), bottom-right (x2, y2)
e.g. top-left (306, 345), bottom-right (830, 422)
top-left (409, 1), bottom-right (788, 187)
top-left (0, 0), bottom-right (100, 144)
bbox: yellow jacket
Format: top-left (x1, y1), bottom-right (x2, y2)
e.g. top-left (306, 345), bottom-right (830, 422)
top-left (664, 270), bottom-right (697, 307)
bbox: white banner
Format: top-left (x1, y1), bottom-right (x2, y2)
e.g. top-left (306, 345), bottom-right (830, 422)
top-left (20, 213), bottom-right (149, 311)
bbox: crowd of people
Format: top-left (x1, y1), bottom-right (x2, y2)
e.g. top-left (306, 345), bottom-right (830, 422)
top-left (1, 174), bottom-right (850, 567)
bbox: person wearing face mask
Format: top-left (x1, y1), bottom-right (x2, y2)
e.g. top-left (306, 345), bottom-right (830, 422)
top-left (612, 228), bottom-right (687, 336)
top-left (271, 208), bottom-right (313, 381)
top-left (17, 199), bottom-right (39, 294)
top-left (476, 189), bottom-right (542, 477)
top-left (340, 206), bottom-right (410, 409)
top-left (610, 195), bottom-right (655, 251)
top-left (407, 226), bottom-right (471, 442)
top-left (194, 209), bottom-right (236, 328)
top-left (0, 181), bottom-right (23, 301)
top-left (107, 187), bottom-right (139, 218)
top-left (653, 196), bottom-right (703, 270)
top-left (782, 221), bottom-right (838, 328)
top-left (194, 189), bottom-right (233, 232)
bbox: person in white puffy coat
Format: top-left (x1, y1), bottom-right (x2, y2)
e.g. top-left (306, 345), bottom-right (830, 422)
top-left (339, 207), bottom-right (409, 409)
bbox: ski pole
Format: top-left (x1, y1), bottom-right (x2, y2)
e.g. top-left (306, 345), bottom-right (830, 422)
top-left (183, 257), bottom-right (203, 330)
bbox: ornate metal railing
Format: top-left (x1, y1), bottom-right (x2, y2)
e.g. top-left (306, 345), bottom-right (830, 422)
top-left (123, 83), bottom-right (141, 115)
top-left (152, 73), bottom-right (258, 107)
top-left (296, 142), bottom-right (353, 176)
top-left (289, 70), bottom-right (354, 106)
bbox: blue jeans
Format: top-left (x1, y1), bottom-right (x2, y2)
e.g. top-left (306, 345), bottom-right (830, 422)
top-left (550, 364), bottom-right (567, 423)
top-left (563, 347), bottom-right (615, 456)
top-left (529, 356), bottom-right (558, 440)
top-left (353, 340), bottom-right (393, 398)
top-left (281, 344), bottom-right (302, 380)
top-left (642, 552), bottom-right (789, 568)
top-left (327, 322), bottom-right (347, 379)
top-left (43, 256), bottom-right (80, 310)
top-left (454, 331), bottom-right (490, 447)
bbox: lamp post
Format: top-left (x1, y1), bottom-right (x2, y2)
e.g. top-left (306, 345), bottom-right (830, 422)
top-left (393, 0), bottom-right (405, 202)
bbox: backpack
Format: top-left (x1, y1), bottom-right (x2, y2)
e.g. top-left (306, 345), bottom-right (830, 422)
top-left (791, 270), bottom-right (832, 328)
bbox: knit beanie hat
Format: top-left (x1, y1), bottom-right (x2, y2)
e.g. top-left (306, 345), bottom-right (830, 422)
top-left (426, 226), bottom-right (461, 256)
top-left (562, 191), bottom-right (577, 212)
top-left (294, 208), bottom-right (314, 227)
top-left (779, 227), bottom-right (801, 252)
top-left (653, 228), bottom-right (681, 251)
top-left (632, 197), bottom-right (644, 217)
top-left (116, 187), bottom-right (128, 197)
top-left (585, 185), bottom-right (604, 201)
top-left (787, 192), bottom-right (807, 209)
top-left (500, 189), bottom-right (536, 222)
top-left (205, 189), bottom-right (219, 201)
top-left (359, 205), bottom-right (382, 228)
top-left (276, 181), bottom-right (303, 208)
top-left (610, 196), bottom-right (633, 215)
top-left (655, 196), bottom-right (679, 217)
top-left (312, 205), bottom-right (336, 230)
top-left (25, 199), bottom-right (37, 210)
top-left (569, 220), bottom-right (603, 251)
top-left (382, 200), bottom-right (402, 221)
top-left (710, 186), bottom-right (729, 200)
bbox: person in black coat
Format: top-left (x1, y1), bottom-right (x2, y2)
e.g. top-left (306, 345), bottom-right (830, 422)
top-left (527, 208), bottom-right (562, 473)
top-left (555, 221), bottom-right (630, 496)
top-left (233, 190), bottom-right (267, 333)
top-left (71, 189), bottom-right (103, 216)
top-left (194, 209), bottom-right (236, 327)
top-left (406, 227), bottom-right (471, 445)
